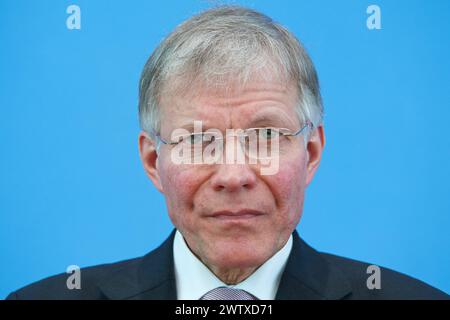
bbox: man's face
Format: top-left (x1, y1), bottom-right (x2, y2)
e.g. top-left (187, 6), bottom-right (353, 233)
top-left (139, 78), bottom-right (325, 275)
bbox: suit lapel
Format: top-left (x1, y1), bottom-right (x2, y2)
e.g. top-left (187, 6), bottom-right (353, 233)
top-left (275, 231), bottom-right (352, 300)
top-left (99, 230), bottom-right (177, 300)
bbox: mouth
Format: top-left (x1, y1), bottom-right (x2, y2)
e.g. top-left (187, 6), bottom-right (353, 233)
top-left (208, 209), bottom-right (265, 221)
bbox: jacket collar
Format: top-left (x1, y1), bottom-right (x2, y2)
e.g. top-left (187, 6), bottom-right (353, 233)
top-left (99, 229), bottom-right (177, 300)
top-left (275, 231), bottom-right (352, 300)
top-left (99, 229), bottom-right (351, 300)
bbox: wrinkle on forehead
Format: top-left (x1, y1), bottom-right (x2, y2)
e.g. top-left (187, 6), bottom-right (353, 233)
top-left (161, 64), bottom-right (296, 103)
top-left (159, 76), bottom-right (299, 135)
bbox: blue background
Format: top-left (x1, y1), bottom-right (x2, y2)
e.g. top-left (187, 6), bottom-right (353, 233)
top-left (1, 0), bottom-right (449, 298)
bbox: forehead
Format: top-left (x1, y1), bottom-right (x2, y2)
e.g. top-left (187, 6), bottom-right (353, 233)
top-left (159, 80), bottom-right (300, 132)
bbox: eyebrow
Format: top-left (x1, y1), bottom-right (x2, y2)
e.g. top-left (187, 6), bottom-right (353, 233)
top-left (176, 122), bottom-right (215, 133)
top-left (174, 113), bottom-right (292, 132)
top-left (247, 114), bottom-right (289, 127)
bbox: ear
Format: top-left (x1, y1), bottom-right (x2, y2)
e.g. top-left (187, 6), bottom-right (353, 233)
top-left (305, 125), bottom-right (326, 187)
top-left (138, 131), bottom-right (164, 193)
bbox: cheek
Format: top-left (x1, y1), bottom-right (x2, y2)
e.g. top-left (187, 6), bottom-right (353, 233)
top-left (265, 153), bottom-right (307, 221)
top-left (159, 160), bottom-right (208, 221)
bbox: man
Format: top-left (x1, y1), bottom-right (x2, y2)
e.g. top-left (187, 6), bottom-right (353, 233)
top-left (7, 5), bottom-right (448, 300)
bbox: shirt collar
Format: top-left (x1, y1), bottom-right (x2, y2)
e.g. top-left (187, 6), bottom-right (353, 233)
top-left (173, 229), bottom-right (293, 300)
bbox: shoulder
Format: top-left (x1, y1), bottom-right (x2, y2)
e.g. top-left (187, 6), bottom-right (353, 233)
top-left (7, 231), bottom-right (177, 300)
top-left (319, 252), bottom-right (449, 300)
top-left (6, 256), bottom-right (143, 300)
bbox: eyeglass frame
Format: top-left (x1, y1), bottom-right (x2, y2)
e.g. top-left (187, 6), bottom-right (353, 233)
top-left (151, 121), bottom-right (313, 152)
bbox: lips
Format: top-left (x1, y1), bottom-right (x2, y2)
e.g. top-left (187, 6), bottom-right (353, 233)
top-left (208, 209), bottom-right (265, 220)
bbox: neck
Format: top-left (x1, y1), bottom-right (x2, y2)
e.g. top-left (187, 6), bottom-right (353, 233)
top-left (208, 266), bottom-right (258, 285)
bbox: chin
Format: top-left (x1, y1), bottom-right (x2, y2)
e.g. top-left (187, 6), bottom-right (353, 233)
top-left (208, 244), bottom-right (270, 270)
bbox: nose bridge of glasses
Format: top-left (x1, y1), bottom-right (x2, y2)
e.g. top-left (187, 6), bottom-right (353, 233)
top-left (182, 130), bottom-right (259, 161)
top-left (198, 129), bottom-right (252, 145)
top-left (223, 129), bottom-right (256, 151)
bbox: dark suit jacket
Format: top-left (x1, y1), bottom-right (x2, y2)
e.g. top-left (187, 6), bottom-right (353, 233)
top-left (6, 230), bottom-right (448, 300)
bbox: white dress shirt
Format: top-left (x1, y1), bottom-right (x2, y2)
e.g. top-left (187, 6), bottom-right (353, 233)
top-left (173, 229), bottom-right (293, 300)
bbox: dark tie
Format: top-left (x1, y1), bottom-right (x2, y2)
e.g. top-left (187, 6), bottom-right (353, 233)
top-left (200, 286), bottom-right (258, 300)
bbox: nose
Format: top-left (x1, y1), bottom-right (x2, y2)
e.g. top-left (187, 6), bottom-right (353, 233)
top-left (210, 163), bottom-right (257, 192)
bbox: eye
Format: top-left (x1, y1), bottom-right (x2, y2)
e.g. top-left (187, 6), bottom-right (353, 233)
top-left (258, 128), bottom-right (279, 140)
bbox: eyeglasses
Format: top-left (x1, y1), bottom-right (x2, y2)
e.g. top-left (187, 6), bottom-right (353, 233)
top-left (153, 122), bottom-right (312, 163)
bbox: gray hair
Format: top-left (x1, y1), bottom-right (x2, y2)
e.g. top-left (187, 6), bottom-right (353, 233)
top-left (138, 5), bottom-right (324, 138)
